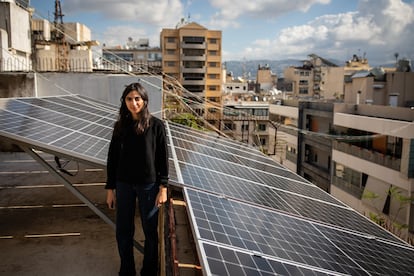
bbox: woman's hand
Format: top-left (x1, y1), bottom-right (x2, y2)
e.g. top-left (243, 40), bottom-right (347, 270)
top-left (155, 186), bottom-right (167, 207)
top-left (106, 189), bottom-right (116, 209)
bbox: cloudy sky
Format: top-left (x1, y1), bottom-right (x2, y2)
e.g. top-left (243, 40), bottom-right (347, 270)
top-left (30, 0), bottom-right (414, 66)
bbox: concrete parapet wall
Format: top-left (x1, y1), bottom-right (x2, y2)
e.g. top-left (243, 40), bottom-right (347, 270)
top-left (0, 72), bottom-right (163, 151)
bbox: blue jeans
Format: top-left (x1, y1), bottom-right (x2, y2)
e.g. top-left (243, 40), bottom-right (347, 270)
top-left (115, 181), bottom-right (159, 276)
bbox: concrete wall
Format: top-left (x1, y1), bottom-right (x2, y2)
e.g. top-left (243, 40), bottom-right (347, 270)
top-left (322, 66), bottom-right (344, 99)
top-left (1, 72), bottom-right (163, 118)
top-left (0, 73), bottom-right (35, 97)
top-left (0, 1), bottom-right (31, 54)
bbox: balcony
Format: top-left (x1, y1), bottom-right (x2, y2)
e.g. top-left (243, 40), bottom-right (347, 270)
top-left (181, 54), bottom-right (206, 61)
top-left (181, 42), bottom-right (206, 49)
top-left (301, 162), bottom-right (330, 191)
top-left (333, 141), bottom-right (401, 171)
top-left (181, 66), bottom-right (205, 73)
top-left (331, 175), bottom-right (364, 198)
top-left (182, 79), bottom-right (205, 86)
top-left (278, 125), bottom-right (298, 136)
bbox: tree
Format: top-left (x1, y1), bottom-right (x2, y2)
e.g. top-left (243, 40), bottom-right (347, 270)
top-left (362, 186), bottom-right (414, 244)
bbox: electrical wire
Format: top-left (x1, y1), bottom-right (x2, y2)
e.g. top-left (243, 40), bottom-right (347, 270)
top-left (10, 1), bottom-right (411, 150)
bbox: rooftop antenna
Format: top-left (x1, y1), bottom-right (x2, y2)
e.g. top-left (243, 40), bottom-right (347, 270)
top-left (52, 0), bottom-right (69, 71)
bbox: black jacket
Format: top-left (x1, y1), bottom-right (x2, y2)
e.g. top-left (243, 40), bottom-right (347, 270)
top-left (105, 116), bottom-right (169, 189)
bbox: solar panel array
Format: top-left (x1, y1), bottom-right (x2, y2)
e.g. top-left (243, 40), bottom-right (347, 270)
top-left (0, 95), bottom-right (413, 275)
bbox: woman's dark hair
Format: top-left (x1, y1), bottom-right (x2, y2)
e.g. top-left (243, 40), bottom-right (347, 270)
top-left (114, 82), bottom-right (151, 136)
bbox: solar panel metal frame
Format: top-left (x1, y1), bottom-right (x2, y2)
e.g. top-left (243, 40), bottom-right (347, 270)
top-left (184, 188), bottom-right (414, 276)
top-left (0, 95), bottom-right (117, 168)
top-left (1, 96), bottom-right (413, 276)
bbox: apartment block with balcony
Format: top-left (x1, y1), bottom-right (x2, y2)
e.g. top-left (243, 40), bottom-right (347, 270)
top-left (101, 38), bottom-right (162, 72)
top-left (221, 101), bottom-right (275, 154)
top-left (331, 103), bottom-right (414, 240)
top-left (283, 66), bottom-right (313, 98)
top-left (297, 101), bottom-right (334, 192)
top-left (269, 100), bottom-right (299, 172)
top-left (270, 100), bottom-right (335, 192)
top-left (160, 22), bottom-right (222, 127)
top-left (283, 54), bottom-right (345, 100)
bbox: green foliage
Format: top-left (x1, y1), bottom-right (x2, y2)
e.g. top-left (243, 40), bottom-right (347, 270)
top-left (362, 190), bottom-right (380, 200)
top-left (364, 186), bottom-right (414, 243)
top-left (368, 212), bottom-right (385, 226)
top-left (170, 113), bottom-right (204, 130)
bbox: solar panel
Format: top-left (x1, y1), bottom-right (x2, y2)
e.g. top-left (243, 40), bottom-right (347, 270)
top-left (0, 95), bottom-right (116, 165)
top-left (1, 96), bottom-right (412, 276)
top-left (200, 242), bottom-right (339, 276)
top-left (169, 124), bottom-right (278, 166)
top-left (185, 188), bottom-right (414, 276)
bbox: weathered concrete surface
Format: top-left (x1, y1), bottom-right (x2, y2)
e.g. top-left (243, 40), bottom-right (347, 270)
top-left (0, 151), bottom-right (144, 275)
top-left (0, 151), bottom-right (200, 276)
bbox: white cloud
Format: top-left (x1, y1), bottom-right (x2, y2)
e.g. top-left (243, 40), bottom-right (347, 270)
top-left (209, 12), bottom-right (240, 29)
top-left (61, 0), bottom-right (184, 48)
top-left (63, 0), bottom-right (184, 27)
top-left (97, 25), bottom-right (148, 47)
top-left (227, 0), bottom-right (414, 65)
top-left (209, 0), bottom-right (331, 19)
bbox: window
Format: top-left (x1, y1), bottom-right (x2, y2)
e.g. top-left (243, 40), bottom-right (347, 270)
top-left (167, 37), bottom-right (175, 43)
top-left (208, 62), bottom-right (218, 67)
top-left (166, 49), bottom-right (175, 55)
top-left (165, 61), bottom-right (175, 67)
top-left (287, 146), bottom-right (296, 154)
top-left (224, 123), bottom-right (235, 130)
top-left (334, 162), bottom-right (361, 188)
top-left (257, 124), bottom-right (266, 131)
top-left (208, 50), bottom-right (218, 56)
top-left (252, 109), bottom-right (268, 116)
top-left (242, 124), bottom-right (249, 131)
top-left (299, 80), bottom-right (308, 85)
top-left (299, 88), bottom-right (308, 94)
top-left (183, 73), bottom-right (204, 80)
top-left (260, 138), bottom-right (266, 146)
top-left (208, 74), bottom-right (217, 79)
top-left (183, 36), bottom-right (205, 44)
top-left (209, 38), bottom-right (217, 44)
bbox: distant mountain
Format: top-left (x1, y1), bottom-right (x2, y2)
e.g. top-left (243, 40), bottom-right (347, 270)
top-left (223, 58), bottom-right (345, 79)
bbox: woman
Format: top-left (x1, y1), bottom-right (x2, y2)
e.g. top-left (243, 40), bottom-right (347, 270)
top-left (105, 82), bottom-right (169, 276)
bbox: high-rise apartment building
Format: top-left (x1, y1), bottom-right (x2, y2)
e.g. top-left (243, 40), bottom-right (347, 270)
top-left (270, 99), bottom-right (414, 242)
top-left (160, 22), bottom-right (222, 127)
